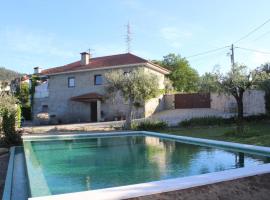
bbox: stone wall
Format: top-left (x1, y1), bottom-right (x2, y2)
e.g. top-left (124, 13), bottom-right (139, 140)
top-left (33, 65), bottom-right (166, 124)
top-left (144, 95), bottom-right (164, 117)
top-left (163, 94), bottom-right (175, 110)
top-left (211, 90), bottom-right (266, 115)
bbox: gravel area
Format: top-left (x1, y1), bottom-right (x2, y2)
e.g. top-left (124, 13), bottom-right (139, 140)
top-left (128, 173), bottom-right (270, 200)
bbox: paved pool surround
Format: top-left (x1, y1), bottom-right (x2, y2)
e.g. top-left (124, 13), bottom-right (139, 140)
top-left (4, 131), bottom-right (270, 200)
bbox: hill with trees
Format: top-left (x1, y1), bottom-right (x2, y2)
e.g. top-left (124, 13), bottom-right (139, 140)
top-left (0, 67), bottom-right (22, 81)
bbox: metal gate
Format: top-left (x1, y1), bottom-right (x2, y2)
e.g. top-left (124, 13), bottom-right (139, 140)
top-left (175, 93), bottom-right (210, 109)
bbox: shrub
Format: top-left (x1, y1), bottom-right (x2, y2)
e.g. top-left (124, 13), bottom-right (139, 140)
top-left (16, 105), bottom-right (21, 128)
top-left (179, 116), bottom-right (235, 127)
top-left (0, 93), bottom-right (21, 145)
top-left (132, 120), bottom-right (168, 131)
top-left (1, 108), bottom-right (21, 145)
top-left (243, 114), bottom-right (269, 122)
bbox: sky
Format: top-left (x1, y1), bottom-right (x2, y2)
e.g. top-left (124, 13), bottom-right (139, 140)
top-left (0, 0), bottom-right (270, 75)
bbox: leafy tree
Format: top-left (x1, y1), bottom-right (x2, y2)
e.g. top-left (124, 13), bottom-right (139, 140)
top-left (16, 82), bottom-right (31, 120)
top-left (0, 92), bottom-right (21, 145)
top-left (216, 65), bottom-right (266, 120)
top-left (158, 54), bottom-right (200, 92)
top-left (105, 69), bottom-right (160, 129)
top-left (199, 72), bottom-right (220, 93)
top-left (17, 83), bottom-right (30, 107)
top-left (259, 63), bottom-right (270, 114)
top-left (261, 62), bottom-right (270, 73)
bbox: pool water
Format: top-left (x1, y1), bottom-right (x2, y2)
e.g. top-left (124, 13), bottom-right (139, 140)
top-left (23, 135), bottom-right (270, 197)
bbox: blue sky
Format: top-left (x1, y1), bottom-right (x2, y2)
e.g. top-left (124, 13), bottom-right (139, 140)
top-left (1, 0), bottom-right (270, 75)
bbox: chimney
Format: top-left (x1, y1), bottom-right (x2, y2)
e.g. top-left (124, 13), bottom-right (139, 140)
top-left (80, 52), bottom-right (90, 65)
top-left (34, 66), bottom-right (41, 74)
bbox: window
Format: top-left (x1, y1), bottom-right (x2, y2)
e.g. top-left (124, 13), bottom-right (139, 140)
top-left (42, 105), bottom-right (48, 112)
top-left (123, 71), bottom-right (131, 76)
top-left (68, 77), bottom-right (75, 87)
top-left (94, 75), bottom-right (102, 85)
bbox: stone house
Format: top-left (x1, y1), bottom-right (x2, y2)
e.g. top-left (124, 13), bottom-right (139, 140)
top-left (33, 52), bottom-right (170, 124)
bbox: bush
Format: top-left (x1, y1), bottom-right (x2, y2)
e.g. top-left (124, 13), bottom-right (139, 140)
top-left (16, 105), bottom-right (21, 128)
top-left (243, 114), bottom-right (269, 122)
top-left (179, 116), bottom-right (235, 127)
top-left (131, 120), bottom-right (168, 131)
top-left (1, 108), bottom-right (21, 145)
top-left (0, 93), bottom-right (21, 145)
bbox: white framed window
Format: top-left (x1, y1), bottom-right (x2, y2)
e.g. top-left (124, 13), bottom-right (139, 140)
top-left (94, 75), bottom-right (103, 85)
top-left (68, 77), bottom-right (75, 88)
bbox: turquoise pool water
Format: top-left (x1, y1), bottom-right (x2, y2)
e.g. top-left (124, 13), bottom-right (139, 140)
top-left (23, 135), bottom-right (270, 197)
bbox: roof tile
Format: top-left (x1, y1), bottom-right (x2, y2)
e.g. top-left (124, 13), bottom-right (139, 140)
top-left (41, 53), bottom-right (150, 75)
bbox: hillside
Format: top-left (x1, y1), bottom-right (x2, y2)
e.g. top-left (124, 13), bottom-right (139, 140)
top-left (0, 67), bottom-right (22, 81)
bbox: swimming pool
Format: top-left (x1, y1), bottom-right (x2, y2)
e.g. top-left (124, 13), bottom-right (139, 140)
top-left (22, 131), bottom-right (270, 200)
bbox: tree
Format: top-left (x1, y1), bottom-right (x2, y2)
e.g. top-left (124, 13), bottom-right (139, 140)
top-left (16, 82), bottom-right (31, 120)
top-left (199, 72), bottom-right (220, 93)
top-left (158, 54), bottom-right (199, 92)
top-left (105, 69), bottom-right (160, 129)
top-left (217, 65), bottom-right (266, 120)
top-left (0, 67), bottom-right (21, 81)
top-left (0, 92), bottom-right (21, 144)
top-left (259, 63), bottom-right (270, 114)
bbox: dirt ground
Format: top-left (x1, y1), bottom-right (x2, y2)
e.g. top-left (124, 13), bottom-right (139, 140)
top-left (128, 173), bottom-right (270, 200)
top-left (0, 153), bottom-right (9, 198)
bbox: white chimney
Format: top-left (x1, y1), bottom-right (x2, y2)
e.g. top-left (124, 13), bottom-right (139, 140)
top-left (34, 67), bottom-right (41, 74)
top-left (80, 52), bottom-right (90, 65)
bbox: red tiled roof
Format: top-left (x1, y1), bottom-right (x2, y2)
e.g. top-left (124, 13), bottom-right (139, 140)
top-left (70, 92), bottom-right (103, 102)
top-left (41, 53), bottom-right (169, 75)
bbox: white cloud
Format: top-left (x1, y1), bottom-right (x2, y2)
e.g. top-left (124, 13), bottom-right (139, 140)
top-left (160, 27), bottom-right (192, 48)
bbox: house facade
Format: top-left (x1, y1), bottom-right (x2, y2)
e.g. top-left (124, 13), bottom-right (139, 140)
top-left (33, 53), bottom-right (170, 124)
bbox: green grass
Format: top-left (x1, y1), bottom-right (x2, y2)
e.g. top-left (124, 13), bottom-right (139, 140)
top-left (159, 120), bottom-right (270, 147)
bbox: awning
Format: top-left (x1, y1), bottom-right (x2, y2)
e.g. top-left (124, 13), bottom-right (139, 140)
top-left (70, 92), bottom-right (103, 102)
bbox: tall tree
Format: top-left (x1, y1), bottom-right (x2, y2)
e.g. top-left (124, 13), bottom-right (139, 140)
top-left (158, 54), bottom-right (199, 92)
top-left (216, 65), bottom-right (265, 120)
top-left (105, 69), bottom-right (160, 129)
top-left (199, 72), bottom-right (220, 93)
top-left (259, 63), bottom-right (270, 114)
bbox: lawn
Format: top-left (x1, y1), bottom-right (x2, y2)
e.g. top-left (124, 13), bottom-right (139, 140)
top-left (159, 120), bottom-right (270, 147)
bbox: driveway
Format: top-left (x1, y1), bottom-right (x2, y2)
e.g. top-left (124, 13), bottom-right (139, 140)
top-left (150, 108), bottom-right (234, 126)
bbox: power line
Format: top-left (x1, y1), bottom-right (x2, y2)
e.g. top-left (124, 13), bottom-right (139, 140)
top-left (185, 46), bottom-right (230, 58)
top-left (236, 47), bottom-right (270, 54)
top-left (252, 30), bottom-right (270, 42)
top-left (234, 17), bottom-right (270, 44)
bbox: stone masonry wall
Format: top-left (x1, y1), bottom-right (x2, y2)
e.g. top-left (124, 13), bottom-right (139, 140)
top-left (33, 65), bottom-right (166, 124)
top-left (163, 94), bottom-right (175, 110)
top-left (211, 90), bottom-right (266, 115)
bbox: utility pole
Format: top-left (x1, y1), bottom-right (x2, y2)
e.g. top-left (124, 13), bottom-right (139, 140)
top-left (230, 44), bottom-right (235, 67)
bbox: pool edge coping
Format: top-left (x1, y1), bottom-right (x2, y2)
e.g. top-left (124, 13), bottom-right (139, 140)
top-left (29, 163), bottom-right (270, 200)
top-left (2, 147), bottom-right (14, 200)
top-left (20, 131), bottom-right (270, 200)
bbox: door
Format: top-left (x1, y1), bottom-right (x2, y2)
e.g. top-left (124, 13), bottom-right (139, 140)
top-left (175, 93), bottom-right (210, 109)
top-left (90, 101), bottom-right (97, 122)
